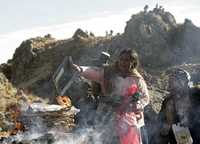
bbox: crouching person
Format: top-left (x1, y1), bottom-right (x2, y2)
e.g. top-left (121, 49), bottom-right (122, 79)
top-left (160, 68), bottom-right (192, 144)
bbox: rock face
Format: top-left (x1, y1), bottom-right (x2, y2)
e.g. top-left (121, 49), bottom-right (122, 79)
top-left (0, 73), bottom-right (17, 130)
top-left (173, 19), bottom-right (200, 64)
top-left (11, 36), bottom-right (56, 85)
top-left (123, 9), bottom-right (200, 68)
top-left (123, 9), bottom-right (177, 67)
top-left (0, 73), bottom-right (16, 97)
top-left (7, 30), bottom-right (112, 102)
top-left (73, 28), bottom-right (89, 39)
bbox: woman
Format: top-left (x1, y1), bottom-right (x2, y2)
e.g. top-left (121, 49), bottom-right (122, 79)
top-left (73, 49), bottom-right (149, 144)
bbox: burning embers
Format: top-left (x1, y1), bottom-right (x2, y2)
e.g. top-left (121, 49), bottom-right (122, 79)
top-left (0, 103), bottom-right (25, 139)
top-left (56, 96), bottom-right (72, 108)
top-left (0, 95), bottom-right (76, 140)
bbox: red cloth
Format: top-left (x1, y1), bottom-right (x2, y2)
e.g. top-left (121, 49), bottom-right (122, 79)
top-left (117, 84), bottom-right (138, 114)
top-left (116, 117), bottom-right (141, 144)
top-left (116, 84), bottom-right (142, 144)
top-left (120, 127), bottom-right (140, 144)
top-left (126, 84), bottom-right (138, 96)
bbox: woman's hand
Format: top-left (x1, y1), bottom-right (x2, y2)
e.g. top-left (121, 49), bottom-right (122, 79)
top-left (72, 64), bottom-right (83, 73)
top-left (128, 102), bottom-right (143, 112)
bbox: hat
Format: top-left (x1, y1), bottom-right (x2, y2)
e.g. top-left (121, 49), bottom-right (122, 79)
top-left (167, 68), bottom-right (191, 84)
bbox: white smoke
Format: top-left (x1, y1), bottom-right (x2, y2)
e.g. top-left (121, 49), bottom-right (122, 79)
top-left (2, 117), bottom-right (115, 144)
top-left (1, 102), bottom-right (117, 144)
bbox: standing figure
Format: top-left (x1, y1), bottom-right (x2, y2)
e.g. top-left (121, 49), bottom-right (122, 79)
top-left (73, 49), bottom-right (149, 144)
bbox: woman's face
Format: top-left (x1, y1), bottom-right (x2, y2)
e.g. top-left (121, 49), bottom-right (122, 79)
top-left (118, 53), bottom-right (133, 74)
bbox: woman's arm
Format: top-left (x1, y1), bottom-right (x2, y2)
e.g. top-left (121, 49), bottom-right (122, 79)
top-left (73, 64), bottom-right (104, 83)
top-left (136, 78), bottom-right (150, 110)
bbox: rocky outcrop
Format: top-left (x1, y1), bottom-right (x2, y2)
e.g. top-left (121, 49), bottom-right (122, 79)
top-left (122, 9), bottom-right (200, 68)
top-left (0, 73), bottom-right (16, 130)
top-left (73, 28), bottom-right (89, 39)
top-left (0, 62), bottom-right (12, 80)
top-left (11, 36), bottom-right (56, 84)
top-left (0, 73), bottom-right (16, 110)
top-left (8, 31), bottom-right (111, 101)
top-left (123, 9), bottom-right (177, 67)
top-left (172, 19), bottom-right (200, 64)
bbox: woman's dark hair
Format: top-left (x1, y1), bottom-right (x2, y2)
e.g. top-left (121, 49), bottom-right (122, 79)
top-left (119, 48), bottom-right (139, 69)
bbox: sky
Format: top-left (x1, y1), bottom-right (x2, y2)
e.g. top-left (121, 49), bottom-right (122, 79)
top-left (0, 0), bottom-right (200, 63)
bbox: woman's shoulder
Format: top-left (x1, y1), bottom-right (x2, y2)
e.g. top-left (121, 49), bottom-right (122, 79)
top-left (131, 69), bottom-right (144, 80)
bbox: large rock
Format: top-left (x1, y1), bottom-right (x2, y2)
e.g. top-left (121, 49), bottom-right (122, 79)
top-left (9, 32), bottom-right (111, 102)
top-left (123, 8), bottom-right (200, 68)
top-left (73, 28), bottom-right (89, 39)
top-left (0, 62), bottom-right (12, 80)
top-left (123, 9), bottom-right (177, 67)
top-left (172, 19), bottom-right (200, 64)
top-left (11, 36), bottom-right (56, 85)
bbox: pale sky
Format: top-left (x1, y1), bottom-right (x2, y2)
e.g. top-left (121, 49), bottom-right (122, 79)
top-left (0, 0), bottom-right (199, 63)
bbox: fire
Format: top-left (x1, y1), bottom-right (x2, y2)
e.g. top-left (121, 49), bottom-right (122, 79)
top-left (56, 96), bottom-right (72, 108)
top-left (0, 131), bottom-right (10, 138)
top-left (0, 121), bottom-right (25, 138)
top-left (0, 104), bottom-right (26, 139)
top-left (5, 103), bottom-right (21, 121)
top-left (0, 96), bottom-right (73, 139)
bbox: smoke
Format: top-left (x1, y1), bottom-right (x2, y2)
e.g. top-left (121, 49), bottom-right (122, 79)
top-left (1, 101), bottom-right (117, 144)
top-left (50, 112), bottom-right (116, 144)
top-left (50, 127), bottom-right (103, 144)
